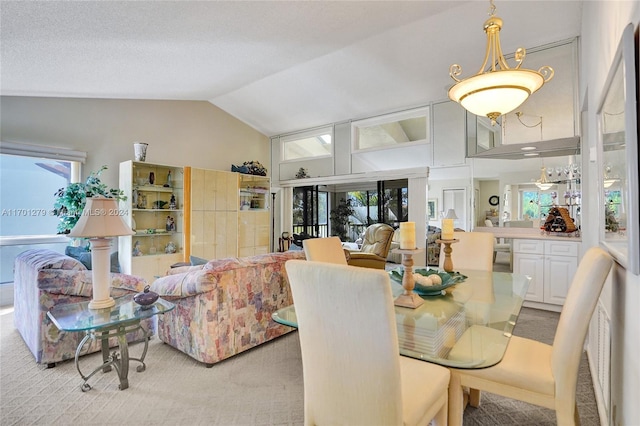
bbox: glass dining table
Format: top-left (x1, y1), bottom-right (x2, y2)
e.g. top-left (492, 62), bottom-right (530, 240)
top-left (272, 269), bottom-right (531, 369)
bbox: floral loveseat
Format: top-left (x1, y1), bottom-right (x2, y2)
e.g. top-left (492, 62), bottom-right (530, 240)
top-left (150, 250), bottom-right (305, 366)
top-left (13, 248), bottom-right (152, 367)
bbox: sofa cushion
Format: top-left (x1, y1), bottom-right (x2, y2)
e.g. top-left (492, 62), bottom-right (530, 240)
top-left (65, 246), bottom-right (121, 273)
top-left (189, 255), bottom-right (208, 266)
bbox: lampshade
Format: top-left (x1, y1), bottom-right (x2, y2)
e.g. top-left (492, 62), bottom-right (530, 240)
top-left (535, 167), bottom-right (554, 190)
top-left (69, 197), bottom-right (134, 238)
top-left (448, 1), bottom-right (554, 125)
top-left (444, 209), bottom-right (458, 220)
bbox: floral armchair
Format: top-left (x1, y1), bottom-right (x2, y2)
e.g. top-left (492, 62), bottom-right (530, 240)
top-left (13, 248), bottom-right (152, 367)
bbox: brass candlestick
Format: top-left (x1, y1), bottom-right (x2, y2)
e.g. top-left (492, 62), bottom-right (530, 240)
top-left (391, 248), bottom-right (424, 309)
top-left (436, 239), bottom-right (459, 272)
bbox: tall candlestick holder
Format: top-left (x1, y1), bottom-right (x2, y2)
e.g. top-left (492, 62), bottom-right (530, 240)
top-left (436, 239), bottom-right (459, 272)
top-left (391, 248), bottom-right (424, 309)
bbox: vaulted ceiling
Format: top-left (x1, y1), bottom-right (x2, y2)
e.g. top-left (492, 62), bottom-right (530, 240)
top-left (0, 1), bottom-right (583, 137)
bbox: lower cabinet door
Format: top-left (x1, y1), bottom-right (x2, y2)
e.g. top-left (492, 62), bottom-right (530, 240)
top-left (514, 253), bottom-right (545, 303)
top-left (543, 255), bottom-right (577, 305)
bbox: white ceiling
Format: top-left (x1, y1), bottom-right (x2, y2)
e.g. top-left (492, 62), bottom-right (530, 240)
top-left (0, 1), bottom-right (583, 137)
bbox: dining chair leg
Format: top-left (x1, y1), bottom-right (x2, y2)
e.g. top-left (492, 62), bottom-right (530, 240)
top-left (447, 372), bottom-right (464, 426)
top-left (469, 388), bottom-right (482, 407)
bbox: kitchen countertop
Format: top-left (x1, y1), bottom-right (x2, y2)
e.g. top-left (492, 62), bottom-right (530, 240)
top-left (473, 226), bottom-right (582, 242)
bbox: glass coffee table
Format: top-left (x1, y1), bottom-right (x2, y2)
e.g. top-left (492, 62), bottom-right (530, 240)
top-left (47, 294), bottom-right (175, 391)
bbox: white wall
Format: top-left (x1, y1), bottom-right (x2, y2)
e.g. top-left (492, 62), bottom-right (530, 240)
top-left (581, 3), bottom-right (640, 425)
top-left (0, 97), bottom-right (270, 191)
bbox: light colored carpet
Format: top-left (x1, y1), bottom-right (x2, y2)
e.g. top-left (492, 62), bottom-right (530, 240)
top-left (1, 302), bottom-right (599, 425)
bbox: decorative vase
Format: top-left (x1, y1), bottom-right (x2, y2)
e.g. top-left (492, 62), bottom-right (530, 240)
top-left (133, 285), bottom-right (158, 308)
top-left (134, 142), bottom-right (148, 162)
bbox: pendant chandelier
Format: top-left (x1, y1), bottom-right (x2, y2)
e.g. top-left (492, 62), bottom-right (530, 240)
top-left (448, 0), bottom-right (554, 125)
top-left (535, 167), bottom-right (554, 191)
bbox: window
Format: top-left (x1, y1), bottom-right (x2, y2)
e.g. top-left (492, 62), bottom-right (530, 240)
top-left (352, 107), bottom-right (429, 152)
top-left (281, 127), bottom-right (333, 161)
top-left (521, 190), bottom-right (553, 220)
top-left (0, 142), bottom-right (85, 237)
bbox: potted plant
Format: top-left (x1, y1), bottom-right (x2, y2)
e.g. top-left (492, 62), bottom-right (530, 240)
top-left (330, 198), bottom-right (354, 242)
top-left (53, 165), bottom-right (126, 234)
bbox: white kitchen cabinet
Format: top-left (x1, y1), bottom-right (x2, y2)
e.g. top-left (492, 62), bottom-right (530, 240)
top-left (513, 239), bottom-right (579, 311)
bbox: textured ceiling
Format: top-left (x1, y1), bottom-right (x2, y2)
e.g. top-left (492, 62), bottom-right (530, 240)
top-left (0, 1), bottom-right (582, 136)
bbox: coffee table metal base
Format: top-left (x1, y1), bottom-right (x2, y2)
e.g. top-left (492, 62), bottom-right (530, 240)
top-left (75, 320), bottom-right (150, 392)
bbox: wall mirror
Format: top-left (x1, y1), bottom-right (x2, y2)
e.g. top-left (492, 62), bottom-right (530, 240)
top-left (597, 23), bottom-right (639, 275)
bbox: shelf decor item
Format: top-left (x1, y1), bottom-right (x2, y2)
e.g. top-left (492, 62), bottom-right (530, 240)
top-left (133, 285), bottom-right (159, 309)
top-left (242, 160), bottom-right (267, 176)
top-left (133, 142), bottom-right (148, 162)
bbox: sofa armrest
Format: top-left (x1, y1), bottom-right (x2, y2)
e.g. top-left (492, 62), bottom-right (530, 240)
top-left (347, 252), bottom-right (387, 269)
top-left (150, 269), bottom-right (217, 298)
top-left (37, 270), bottom-right (147, 297)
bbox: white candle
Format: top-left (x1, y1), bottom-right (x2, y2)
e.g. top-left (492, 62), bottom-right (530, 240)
top-left (399, 222), bottom-right (416, 249)
top-left (442, 218), bottom-right (454, 240)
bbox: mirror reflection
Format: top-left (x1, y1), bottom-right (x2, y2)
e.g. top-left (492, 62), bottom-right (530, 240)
top-left (600, 50), bottom-right (627, 239)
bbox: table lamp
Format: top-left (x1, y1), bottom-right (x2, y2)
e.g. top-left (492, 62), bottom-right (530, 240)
top-left (68, 197), bottom-right (134, 309)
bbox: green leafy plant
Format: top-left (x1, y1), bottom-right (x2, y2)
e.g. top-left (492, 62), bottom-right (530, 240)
top-left (330, 198), bottom-right (354, 242)
top-left (53, 165), bottom-right (126, 234)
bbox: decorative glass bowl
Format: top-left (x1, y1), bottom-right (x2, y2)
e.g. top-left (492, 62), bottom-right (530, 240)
top-left (389, 267), bottom-right (467, 296)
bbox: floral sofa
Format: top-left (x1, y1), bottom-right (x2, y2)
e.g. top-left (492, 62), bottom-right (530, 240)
top-left (13, 248), bottom-right (152, 367)
top-left (150, 250), bottom-right (305, 366)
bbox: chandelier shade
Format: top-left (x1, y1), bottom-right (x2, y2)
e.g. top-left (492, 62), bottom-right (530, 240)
top-left (535, 167), bottom-right (554, 190)
top-left (448, 1), bottom-right (553, 124)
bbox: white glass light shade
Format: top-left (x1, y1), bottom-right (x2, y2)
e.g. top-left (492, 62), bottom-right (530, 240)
top-left (69, 197), bottom-right (134, 238)
top-left (535, 167), bottom-right (554, 190)
top-left (535, 183), bottom-right (554, 191)
top-left (444, 209), bottom-right (458, 220)
top-left (448, 70), bottom-right (545, 119)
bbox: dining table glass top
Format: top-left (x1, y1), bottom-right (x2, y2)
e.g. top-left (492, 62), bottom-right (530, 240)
top-left (273, 269), bottom-right (531, 369)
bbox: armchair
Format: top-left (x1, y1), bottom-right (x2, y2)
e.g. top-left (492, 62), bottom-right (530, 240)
top-left (347, 223), bottom-right (394, 269)
top-left (13, 249), bottom-right (152, 367)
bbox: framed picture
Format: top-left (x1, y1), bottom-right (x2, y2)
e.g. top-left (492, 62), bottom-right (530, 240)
top-left (428, 199), bottom-right (437, 220)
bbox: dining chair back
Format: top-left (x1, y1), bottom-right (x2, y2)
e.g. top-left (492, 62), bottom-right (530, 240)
top-left (285, 260), bottom-right (450, 426)
top-left (439, 231), bottom-right (494, 272)
top-left (446, 246), bottom-right (613, 426)
top-left (302, 236), bottom-right (348, 265)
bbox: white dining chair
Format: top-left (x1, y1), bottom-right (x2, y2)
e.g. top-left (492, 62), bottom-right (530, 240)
top-left (439, 231), bottom-right (494, 272)
top-left (446, 246), bottom-right (613, 426)
top-left (302, 236), bottom-right (348, 265)
top-left (285, 260), bottom-right (450, 426)
top-left (484, 220), bottom-right (512, 266)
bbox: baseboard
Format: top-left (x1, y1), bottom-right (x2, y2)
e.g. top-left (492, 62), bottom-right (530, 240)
top-left (522, 300), bottom-right (562, 313)
top-left (0, 283), bottom-right (14, 307)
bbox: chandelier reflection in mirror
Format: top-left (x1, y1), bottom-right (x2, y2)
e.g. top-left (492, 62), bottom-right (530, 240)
top-left (448, 0), bottom-right (554, 125)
